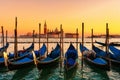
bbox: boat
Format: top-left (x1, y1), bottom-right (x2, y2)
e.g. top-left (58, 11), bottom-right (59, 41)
top-left (109, 45), bottom-right (120, 61)
top-left (0, 43), bottom-right (34, 68)
top-left (64, 43), bottom-right (78, 71)
top-left (7, 43), bottom-right (46, 70)
top-left (36, 43), bottom-right (60, 69)
top-left (95, 41), bottom-right (106, 46)
top-left (80, 43), bottom-right (110, 70)
top-left (0, 42), bottom-right (9, 57)
top-left (8, 43), bottom-right (34, 59)
top-left (95, 41), bottom-right (120, 46)
top-left (93, 45), bottom-right (120, 66)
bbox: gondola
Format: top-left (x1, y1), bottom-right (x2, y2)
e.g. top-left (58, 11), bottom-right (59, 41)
top-left (36, 43), bottom-right (60, 69)
top-left (95, 41), bottom-right (120, 46)
top-left (93, 45), bottom-right (120, 66)
top-left (8, 43), bottom-right (34, 60)
top-left (0, 43), bottom-right (34, 67)
top-left (64, 43), bottom-right (78, 71)
top-left (95, 41), bottom-right (106, 46)
top-left (80, 43), bottom-right (110, 70)
top-left (109, 45), bottom-right (120, 61)
top-left (7, 43), bottom-right (46, 70)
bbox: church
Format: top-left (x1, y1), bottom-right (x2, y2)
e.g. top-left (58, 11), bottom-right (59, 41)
top-left (38, 21), bottom-right (61, 38)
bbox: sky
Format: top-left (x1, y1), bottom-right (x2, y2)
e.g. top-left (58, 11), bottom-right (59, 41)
top-left (0, 0), bottom-right (120, 36)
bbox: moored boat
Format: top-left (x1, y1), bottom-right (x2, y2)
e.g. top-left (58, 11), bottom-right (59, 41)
top-left (8, 43), bottom-right (34, 60)
top-left (80, 43), bottom-right (110, 70)
top-left (36, 43), bottom-right (60, 69)
top-left (64, 43), bottom-right (78, 71)
top-left (95, 41), bottom-right (120, 46)
top-left (7, 43), bottom-right (46, 70)
top-left (93, 45), bottom-right (120, 66)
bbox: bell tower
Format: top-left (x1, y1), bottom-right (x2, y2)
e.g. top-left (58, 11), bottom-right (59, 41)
top-left (44, 21), bottom-right (47, 34)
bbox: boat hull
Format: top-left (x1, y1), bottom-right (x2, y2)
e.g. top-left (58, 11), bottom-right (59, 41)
top-left (93, 45), bottom-right (120, 67)
top-left (64, 63), bottom-right (78, 80)
top-left (0, 62), bottom-right (5, 67)
top-left (84, 57), bottom-right (110, 71)
top-left (8, 61), bottom-right (34, 70)
top-left (64, 62), bottom-right (78, 71)
top-left (102, 57), bottom-right (120, 66)
top-left (37, 57), bottom-right (60, 69)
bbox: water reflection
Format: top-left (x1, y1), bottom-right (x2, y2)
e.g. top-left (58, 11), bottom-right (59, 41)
top-left (0, 38), bottom-right (120, 79)
top-left (64, 65), bottom-right (78, 80)
top-left (38, 64), bottom-right (59, 80)
top-left (11, 65), bottom-right (34, 80)
top-left (82, 63), bottom-right (110, 80)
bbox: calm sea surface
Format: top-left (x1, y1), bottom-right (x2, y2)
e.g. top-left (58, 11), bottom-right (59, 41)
top-left (0, 38), bottom-right (120, 80)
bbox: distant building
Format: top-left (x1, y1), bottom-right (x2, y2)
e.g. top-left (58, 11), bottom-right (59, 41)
top-left (65, 33), bottom-right (79, 38)
top-left (44, 21), bottom-right (47, 34)
top-left (37, 21), bottom-right (61, 38)
top-left (19, 21), bottom-right (79, 38)
top-left (47, 30), bottom-right (61, 38)
top-left (43, 21), bottom-right (61, 38)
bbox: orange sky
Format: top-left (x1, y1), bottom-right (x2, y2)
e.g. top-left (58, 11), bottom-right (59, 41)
top-left (0, 0), bottom-right (120, 36)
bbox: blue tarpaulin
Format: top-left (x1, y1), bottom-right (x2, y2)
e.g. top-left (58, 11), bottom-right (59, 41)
top-left (93, 58), bottom-right (107, 65)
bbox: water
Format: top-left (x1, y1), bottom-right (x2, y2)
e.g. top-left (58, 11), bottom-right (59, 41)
top-left (0, 38), bottom-right (120, 80)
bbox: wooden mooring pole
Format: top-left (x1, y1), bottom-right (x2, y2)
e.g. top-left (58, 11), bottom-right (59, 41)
top-left (76, 28), bottom-right (78, 53)
top-left (91, 29), bottom-right (93, 49)
top-left (60, 24), bottom-right (62, 59)
top-left (47, 32), bottom-right (48, 56)
top-left (59, 24), bottom-right (63, 75)
top-left (61, 24), bottom-right (64, 57)
top-left (1, 26), bottom-right (4, 47)
top-left (39, 23), bottom-right (41, 50)
top-left (6, 30), bottom-right (8, 44)
top-left (81, 22), bottom-right (84, 70)
top-left (33, 30), bottom-right (35, 51)
top-left (106, 23), bottom-right (111, 70)
top-left (14, 17), bottom-right (18, 59)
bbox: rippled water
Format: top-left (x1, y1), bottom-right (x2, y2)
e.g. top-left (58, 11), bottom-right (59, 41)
top-left (0, 38), bottom-right (120, 80)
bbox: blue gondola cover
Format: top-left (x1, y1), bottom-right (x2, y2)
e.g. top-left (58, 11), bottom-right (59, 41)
top-left (0, 57), bottom-right (4, 62)
top-left (93, 58), bottom-right (107, 65)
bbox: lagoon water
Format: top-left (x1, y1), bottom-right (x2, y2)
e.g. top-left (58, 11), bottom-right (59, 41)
top-left (0, 38), bottom-right (120, 80)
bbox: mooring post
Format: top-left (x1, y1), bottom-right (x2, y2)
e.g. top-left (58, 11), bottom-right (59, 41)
top-left (14, 17), bottom-right (18, 59)
top-left (76, 28), bottom-right (78, 53)
top-left (39, 23), bottom-right (41, 49)
top-left (6, 30), bottom-right (8, 44)
top-left (46, 32), bottom-right (48, 56)
top-left (81, 22), bottom-right (84, 69)
top-left (33, 30), bottom-right (35, 51)
top-left (106, 23), bottom-right (111, 70)
top-left (91, 29), bottom-right (93, 50)
top-left (1, 26), bottom-right (4, 47)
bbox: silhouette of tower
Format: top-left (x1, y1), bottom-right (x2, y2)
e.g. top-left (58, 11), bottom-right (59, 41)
top-left (44, 21), bottom-right (47, 34)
